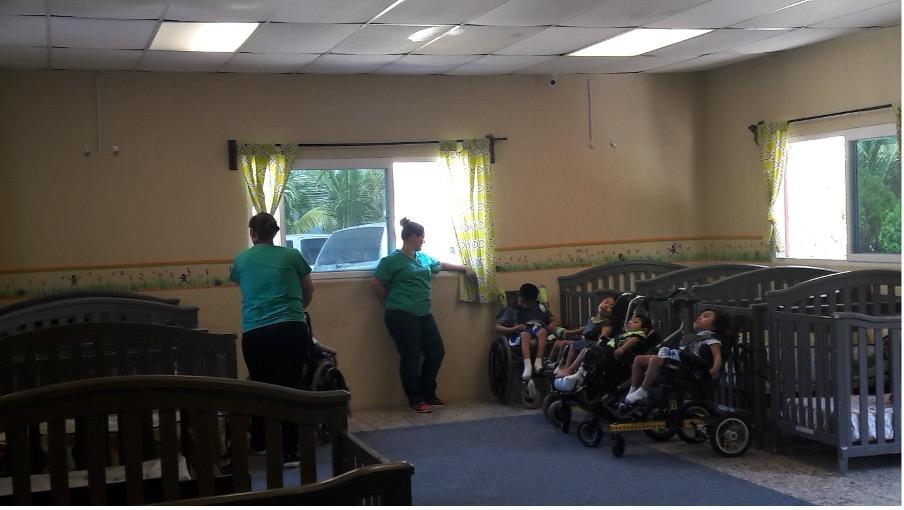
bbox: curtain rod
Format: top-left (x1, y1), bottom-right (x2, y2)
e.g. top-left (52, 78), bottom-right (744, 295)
top-left (747, 104), bottom-right (894, 144)
top-left (227, 134), bottom-right (508, 170)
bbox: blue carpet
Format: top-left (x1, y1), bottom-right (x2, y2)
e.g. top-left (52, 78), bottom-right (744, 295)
top-left (355, 414), bottom-right (809, 506)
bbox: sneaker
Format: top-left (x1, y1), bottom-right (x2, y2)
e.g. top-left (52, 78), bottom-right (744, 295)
top-left (408, 402), bottom-right (432, 413)
top-left (427, 396), bottom-right (447, 407)
top-left (282, 453), bottom-right (300, 468)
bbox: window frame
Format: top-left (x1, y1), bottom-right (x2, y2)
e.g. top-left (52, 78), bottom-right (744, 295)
top-left (778, 122), bottom-right (900, 265)
top-left (284, 156), bottom-right (446, 279)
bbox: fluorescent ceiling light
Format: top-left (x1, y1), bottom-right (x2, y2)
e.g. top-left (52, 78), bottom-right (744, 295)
top-left (150, 22), bottom-right (259, 52)
top-left (569, 28), bottom-right (712, 57)
top-left (408, 26), bottom-right (443, 42)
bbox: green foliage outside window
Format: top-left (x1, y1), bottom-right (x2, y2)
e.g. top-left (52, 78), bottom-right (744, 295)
top-left (854, 137), bottom-right (901, 254)
top-left (283, 169), bottom-right (386, 235)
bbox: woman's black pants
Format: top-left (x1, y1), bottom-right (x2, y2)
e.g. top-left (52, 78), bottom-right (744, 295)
top-left (242, 320), bottom-right (313, 455)
top-left (384, 310), bottom-right (446, 405)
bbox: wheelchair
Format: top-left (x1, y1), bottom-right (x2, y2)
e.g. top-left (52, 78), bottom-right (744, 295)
top-left (302, 314), bottom-right (349, 442)
top-left (487, 288), bottom-right (549, 408)
top-left (565, 332), bottom-right (753, 459)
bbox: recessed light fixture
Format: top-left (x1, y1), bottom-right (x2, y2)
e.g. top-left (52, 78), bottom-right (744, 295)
top-left (408, 26), bottom-right (444, 42)
top-left (150, 22), bottom-right (259, 52)
top-left (568, 28), bottom-right (712, 57)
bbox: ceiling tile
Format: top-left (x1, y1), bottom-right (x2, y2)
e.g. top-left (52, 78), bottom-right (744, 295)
top-left (0, 15), bottom-right (46, 46)
top-left (470, 0), bottom-right (602, 27)
top-left (514, 55), bottom-right (625, 74)
top-left (446, 54), bottom-right (555, 74)
top-left (375, 54), bottom-right (479, 74)
top-left (49, 0), bottom-right (168, 19)
top-left (300, 54), bottom-right (400, 73)
top-left (732, 0), bottom-right (894, 28)
top-left (415, 25), bottom-right (544, 55)
top-left (0, 46), bottom-right (46, 68)
top-left (596, 55), bottom-right (694, 73)
top-left (647, 28), bottom-right (791, 58)
top-left (811, 1), bottom-right (902, 28)
top-left (377, 0), bottom-right (505, 24)
top-left (137, 50), bottom-right (232, 72)
top-left (731, 27), bottom-right (862, 54)
top-left (648, 51), bottom-right (761, 72)
top-left (50, 48), bottom-right (142, 70)
top-left (164, 0), bottom-right (281, 22)
top-left (646, 0), bottom-right (803, 29)
top-left (51, 18), bottom-right (157, 50)
top-left (331, 24), bottom-right (433, 54)
top-left (272, 0), bottom-right (397, 23)
top-left (494, 27), bottom-right (629, 56)
top-left (0, 0), bottom-right (47, 16)
top-left (561, 0), bottom-right (710, 28)
top-left (221, 52), bottom-right (319, 73)
top-left (241, 23), bottom-right (360, 53)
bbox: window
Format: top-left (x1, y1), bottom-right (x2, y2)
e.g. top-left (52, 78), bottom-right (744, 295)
top-left (773, 124), bottom-right (900, 262)
top-left (280, 158), bottom-right (461, 273)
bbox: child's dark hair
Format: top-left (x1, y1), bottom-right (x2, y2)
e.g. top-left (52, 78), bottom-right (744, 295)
top-left (400, 218), bottom-right (425, 240)
top-left (633, 314), bottom-right (653, 330)
top-left (701, 307), bottom-right (731, 339)
top-left (248, 212), bottom-right (279, 240)
top-left (519, 283), bottom-right (539, 302)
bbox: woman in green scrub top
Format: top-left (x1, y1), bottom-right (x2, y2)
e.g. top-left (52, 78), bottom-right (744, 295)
top-left (370, 218), bottom-right (473, 414)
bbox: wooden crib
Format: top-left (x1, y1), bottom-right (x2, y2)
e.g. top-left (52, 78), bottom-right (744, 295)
top-left (0, 295), bottom-right (199, 338)
top-left (765, 270), bottom-right (901, 474)
top-left (0, 375), bottom-right (413, 505)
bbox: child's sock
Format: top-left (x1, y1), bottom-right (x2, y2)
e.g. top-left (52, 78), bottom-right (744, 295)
top-left (533, 358), bottom-right (544, 373)
top-left (521, 359), bottom-right (532, 381)
top-left (628, 386), bottom-right (637, 395)
top-left (625, 387), bottom-right (648, 404)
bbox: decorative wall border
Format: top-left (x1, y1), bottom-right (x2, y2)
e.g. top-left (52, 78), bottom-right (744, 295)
top-left (0, 260), bottom-right (235, 299)
top-left (495, 236), bottom-right (771, 272)
top-left (0, 235), bottom-right (770, 298)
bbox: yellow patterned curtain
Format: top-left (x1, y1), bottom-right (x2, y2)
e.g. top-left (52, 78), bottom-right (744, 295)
top-left (440, 139), bottom-right (498, 304)
top-left (757, 122), bottom-right (789, 254)
top-left (238, 143), bottom-right (297, 214)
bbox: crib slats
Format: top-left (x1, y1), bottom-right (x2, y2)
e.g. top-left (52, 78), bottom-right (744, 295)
top-left (194, 410), bottom-right (218, 497)
top-left (299, 425), bottom-right (317, 484)
top-left (119, 411), bottom-right (145, 504)
top-left (265, 418), bottom-right (283, 489)
top-left (85, 414), bottom-right (108, 505)
top-left (48, 419), bottom-right (69, 504)
top-left (891, 328), bottom-right (901, 445)
top-left (229, 413), bottom-right (251, 493)
top-left (158, 409), bottom-right (180, 501)
top-left (856, 327), bottom-right (870, 446)
top-left (8, 426), bottom-right (32, 504)
top-left (873, 325), bottom-right (886, 446)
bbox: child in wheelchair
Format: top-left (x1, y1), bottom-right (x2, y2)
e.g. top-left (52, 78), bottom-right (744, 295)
top-left (553, 314), bottom-right (655, 393)
top-left (495, 283), bottom-right (559, 381)
top-left (546, 291), bottom-right (618, 372)
top-left (622, 308), bottom-right (727, 406)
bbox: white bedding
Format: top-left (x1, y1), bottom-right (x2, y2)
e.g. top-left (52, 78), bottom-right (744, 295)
top-left (0, 454), bottom-right (191, 496)
top-left (786, 394), bottom-right (895, 442)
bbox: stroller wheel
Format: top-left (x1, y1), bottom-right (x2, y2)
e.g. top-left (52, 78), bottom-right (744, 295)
top-left (520, 379), bottom-right (542, 409)
top-left (677, 403), bottom-right (711, 444)
top-left (577, 419), bottom-right (603, 447)
top-left (611, 434), bottom-right (626, 457)
top-left (710, 414), bottom-right (752, 457)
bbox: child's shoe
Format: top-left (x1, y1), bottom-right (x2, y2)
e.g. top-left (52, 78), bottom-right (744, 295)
top-left (521, 359), bottom-right (533, 381)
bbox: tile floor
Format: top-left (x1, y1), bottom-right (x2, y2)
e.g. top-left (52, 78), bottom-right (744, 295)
top-left (348, 401), bottom-right (902, 507)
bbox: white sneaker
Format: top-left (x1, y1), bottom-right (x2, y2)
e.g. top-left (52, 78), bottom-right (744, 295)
top-left (521, 360), bottom-right (533, 381)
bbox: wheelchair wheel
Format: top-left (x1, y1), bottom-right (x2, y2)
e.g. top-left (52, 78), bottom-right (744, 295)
top-left (310, 363), bottom-right (349, 443)
top-left (520, 379), bottom-right (542, 409)
top-left (677, 403), bottom-right (711, 444)
top-left (488, 340), bottom-right (511, 404)
top-left (577, 419), bottom-right (603, 447)
top-left (543, 395), bottom-right (572, 431)
top-left (642, 409), bottom-right (676, 442)
top-left (611, 434), bottom-right (626, 457)
top-left (710, 415), bottom-right (752, 457)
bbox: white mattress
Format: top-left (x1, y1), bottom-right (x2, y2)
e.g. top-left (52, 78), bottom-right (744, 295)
top-left (786, 394), bottom-right (895, 442)
top-left (0, 454), bottom-right (191, 496)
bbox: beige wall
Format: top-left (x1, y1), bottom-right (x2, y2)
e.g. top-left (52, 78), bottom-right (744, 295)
top-left (697, 26), bottom-right (901, 240)
top-left (0, 26), bottom-right (898, 409)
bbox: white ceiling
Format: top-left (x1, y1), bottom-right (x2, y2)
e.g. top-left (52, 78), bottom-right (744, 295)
top-left (0, 0), bottom-right (899, 75)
